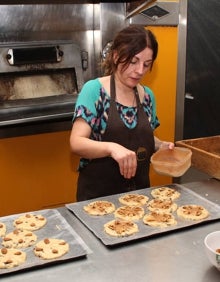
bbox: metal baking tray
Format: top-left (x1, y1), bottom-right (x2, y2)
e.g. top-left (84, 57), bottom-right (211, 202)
top-left (66, 184), bottom-right (220, 246)
top-left (0, 209), bottom-right (90, 275)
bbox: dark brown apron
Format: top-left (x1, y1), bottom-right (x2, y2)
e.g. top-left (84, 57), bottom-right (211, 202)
top-left (77, 75), bottom-right (155, 201)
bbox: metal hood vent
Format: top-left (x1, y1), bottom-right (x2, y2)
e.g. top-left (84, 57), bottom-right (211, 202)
top-left (141, 5), bottom-right (169, 20)
top-left (127, 1), bottom-right (179, 26)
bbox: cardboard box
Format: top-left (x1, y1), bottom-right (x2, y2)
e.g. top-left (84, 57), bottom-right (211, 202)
top-left (176, 135), bottom-right (220, 179)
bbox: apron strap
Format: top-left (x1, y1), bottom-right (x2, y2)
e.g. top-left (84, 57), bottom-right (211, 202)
top-left (110, 74), bottom-right (116, 101)
top-left (134, 86), bottom-right (141, 108)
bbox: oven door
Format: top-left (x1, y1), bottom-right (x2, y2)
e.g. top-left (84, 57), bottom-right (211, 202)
top-left (0, 68), bottom-right (78, 125)
top-left (0, 42), bottom-right (84, 128)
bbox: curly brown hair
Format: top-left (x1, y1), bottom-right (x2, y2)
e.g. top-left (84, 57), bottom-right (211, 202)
top-left (101, 25), bottom-right (158, 75)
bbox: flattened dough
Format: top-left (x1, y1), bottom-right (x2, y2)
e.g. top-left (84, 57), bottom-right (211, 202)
top-left (2, 229), bottom-right (37, 248)
top-left (143, 211), bottom-right (177, 227)
top-left (147, 198), bottom-right (177, 213)
top-left (104, 219), bottom-right (139, 237)
top-left (83, 201), bottom-right (115, 215)
top-left (114, 206), bottom-right (144, 221)
top-left (0, 248), bottom-right (26, 269)
top-left (13, 213), bottom-right (47, 231)
top-left (151, 187), bottom-right (180, 201)
top-left (118, 194), bottom-right (149, 206)
top-left (177, 204), bottom-right (209, 220)
top-left (34, 238), bottom-right (69, 260)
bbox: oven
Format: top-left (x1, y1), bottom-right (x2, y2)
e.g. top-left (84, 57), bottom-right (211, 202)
top-left (0, 40), bottom-right (84, 129)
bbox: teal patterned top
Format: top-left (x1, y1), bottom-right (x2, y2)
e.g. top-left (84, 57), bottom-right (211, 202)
top-left (72, 78), bottom-right (160, 169)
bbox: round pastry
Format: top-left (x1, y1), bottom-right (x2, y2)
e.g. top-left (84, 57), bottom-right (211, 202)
top-left (0, 248), bottom-right (26, 269)
top-left (151, 187), bottom-right (180, 201)
top-left (34, 238), bottom-right (69, 260)
top-left (13, 213), bottom-right (47, 231)
top-left (177, 204), bottom-right (209, 220)
top-left (147, 198), bottom-right (177, 213)
top-left (2, 229), bottom-right (37, 248)
top-left (104, 219), bottom-right (139, 237)
top-left (143, 211), bottom-right (177, 227)
top-left (114, 205), bottom-right (144, 221)
top-left (118, 193), bottom-right (149, 206)
top-left (83, 200), bottom-right (115, 215)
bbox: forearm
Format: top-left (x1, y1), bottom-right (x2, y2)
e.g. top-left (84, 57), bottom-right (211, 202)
top-left (70, 136), bottom-right (112, 159)
top-left (70, 118), bottom-right (113, 159)
top-left (70, 133), bottom-right (137, 178)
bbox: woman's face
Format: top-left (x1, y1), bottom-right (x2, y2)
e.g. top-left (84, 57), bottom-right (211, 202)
top-left (115, 47), bottom-right (153, 89)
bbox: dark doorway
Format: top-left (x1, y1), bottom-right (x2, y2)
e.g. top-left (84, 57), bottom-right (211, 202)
top-left (184, 0), bottom-right (220, 139)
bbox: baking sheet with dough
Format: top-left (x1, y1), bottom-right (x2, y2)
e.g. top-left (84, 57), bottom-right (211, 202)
top-left (0, 209), bottom-right (90, 275)
top-left (66, 184), bottom-right (220, 246)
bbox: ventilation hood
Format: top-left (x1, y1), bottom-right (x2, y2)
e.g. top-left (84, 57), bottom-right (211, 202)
top-left (126, 1), bottom-right (179, 26)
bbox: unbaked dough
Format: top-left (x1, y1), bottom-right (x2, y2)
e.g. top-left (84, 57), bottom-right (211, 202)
top-left (13, 213), bottom-right (47, 231)
top-left (104, 219), bottom-right (139, 237)
top-left (147, 198), bottom-right (177, 213)
top-left (114, 206), bottom-right (144, 221)
top-left (34, 238), bottom-right (69, 260)
top-left (151, 187), bottom-right (180, 201)
top-left (2, 229), bottom-right (37, 248)
top-left (0, 248), bottom-right (26, 269)
top-left (177, 204), bottom-right (209, 220)
top-left (143, 211), bottom-right (177, 227)
top-left (118, 193), bottom-right (149, 206)
top-left (83, 201), bottom-right (115, 215)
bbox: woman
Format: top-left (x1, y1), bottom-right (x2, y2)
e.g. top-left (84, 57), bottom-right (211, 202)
top-left (70, 25), bottom-right (174, 201)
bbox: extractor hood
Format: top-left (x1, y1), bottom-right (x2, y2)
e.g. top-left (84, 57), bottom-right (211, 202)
top-left (126, 1), bottom-right (179, 26)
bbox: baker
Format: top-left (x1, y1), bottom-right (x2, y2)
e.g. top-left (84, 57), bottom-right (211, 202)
top-left (70, 25), bottom-right (174, 201)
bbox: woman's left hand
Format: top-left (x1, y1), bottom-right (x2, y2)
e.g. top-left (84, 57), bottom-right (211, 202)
top-left (159, 141), bottom-right (175, 150)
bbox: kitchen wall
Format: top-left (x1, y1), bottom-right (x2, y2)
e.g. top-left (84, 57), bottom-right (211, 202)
top-left (0, 130), bottom-right (78, 216)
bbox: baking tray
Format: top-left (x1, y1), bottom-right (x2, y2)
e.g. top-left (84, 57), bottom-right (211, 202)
top-left (66, 184), bottom-right (220, 246)
top-left (0, 209), bottom-right (91, 275)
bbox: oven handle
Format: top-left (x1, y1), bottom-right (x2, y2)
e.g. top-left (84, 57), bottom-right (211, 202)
top-left (6, 46), bottom-right (63, 66)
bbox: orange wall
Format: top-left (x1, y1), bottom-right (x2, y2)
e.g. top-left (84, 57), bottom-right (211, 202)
top-left (0, 131), bottom-right (79, 216)
top-left (142, 26), bottom-right (178, 186)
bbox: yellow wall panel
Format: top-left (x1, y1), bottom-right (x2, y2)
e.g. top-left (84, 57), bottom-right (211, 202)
top-left (142, 26), bottom-right (178, 186)
top-left (0, 131), bottom-right (79, 216)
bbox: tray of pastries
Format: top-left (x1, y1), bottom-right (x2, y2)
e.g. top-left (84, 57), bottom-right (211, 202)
top-left (66, 184), bottom-right (220, 246)
top-left (0, 209), bottom-right (90, 275)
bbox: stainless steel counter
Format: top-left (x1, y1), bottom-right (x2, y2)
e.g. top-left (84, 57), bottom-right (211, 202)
top-left (1, 179), bottom-right (220, 282)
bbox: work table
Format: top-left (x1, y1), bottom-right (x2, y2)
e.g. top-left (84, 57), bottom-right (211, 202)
top-left (1, 178), bottom-right (220, 282)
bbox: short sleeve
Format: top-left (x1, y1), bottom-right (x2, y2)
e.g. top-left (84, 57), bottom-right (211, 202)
top-left (72, 79), bottom-right (101, 127)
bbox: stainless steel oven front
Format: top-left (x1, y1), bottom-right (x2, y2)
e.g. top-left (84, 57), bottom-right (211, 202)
top-left (0, 40), bottom-right (84, 127)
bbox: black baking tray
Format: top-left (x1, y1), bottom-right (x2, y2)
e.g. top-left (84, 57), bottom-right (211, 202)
top-left (66, 184), bottom-right (220, 246)
top-left (0, 209), bottom-right (90, 275)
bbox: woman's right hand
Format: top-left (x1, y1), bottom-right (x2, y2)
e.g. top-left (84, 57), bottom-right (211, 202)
top-left (70, 119), bottom-right (137, 179)
top-left (108, 143), bottom-right (137, 179)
